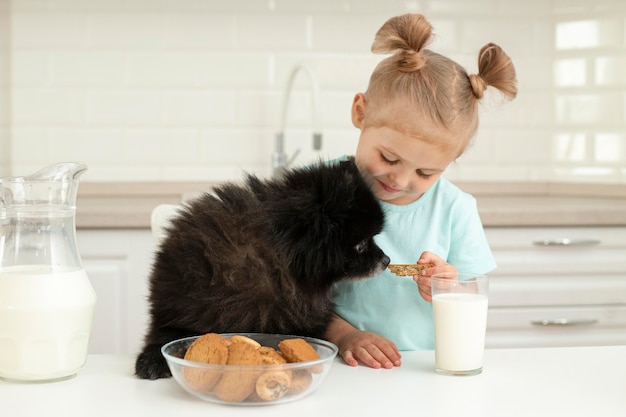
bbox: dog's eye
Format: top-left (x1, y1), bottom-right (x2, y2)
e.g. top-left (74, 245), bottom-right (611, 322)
top-left (355, 240), bottom-right (368, 254)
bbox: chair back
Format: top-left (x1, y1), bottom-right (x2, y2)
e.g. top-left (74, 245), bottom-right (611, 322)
top-left (150, 204), bottom-right (181, 245)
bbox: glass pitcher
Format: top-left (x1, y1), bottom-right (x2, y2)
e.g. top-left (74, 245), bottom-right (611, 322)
top-left (0, 162), bottom-right (97, 382)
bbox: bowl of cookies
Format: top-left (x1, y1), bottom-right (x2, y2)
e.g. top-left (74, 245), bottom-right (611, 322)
top-left (161, 333), bottom-right (338, 405)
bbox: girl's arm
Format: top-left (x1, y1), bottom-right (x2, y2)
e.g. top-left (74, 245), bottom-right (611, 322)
top-left (324, 314), bottom-right (401, 369)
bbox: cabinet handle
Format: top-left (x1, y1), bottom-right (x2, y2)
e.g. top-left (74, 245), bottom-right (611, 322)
top-left (530, 318), bottom-right (598, 327)
top-left (532, 238), bottom-right (601, 246)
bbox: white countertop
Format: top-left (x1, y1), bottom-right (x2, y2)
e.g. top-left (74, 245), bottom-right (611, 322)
top-left (2, 345), bottom-right (625, 417)
top-left (75, 181), bottom-right (626, 228)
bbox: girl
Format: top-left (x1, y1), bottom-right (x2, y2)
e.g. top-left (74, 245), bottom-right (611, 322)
top-left (324, 13), bottom-right (517, 369)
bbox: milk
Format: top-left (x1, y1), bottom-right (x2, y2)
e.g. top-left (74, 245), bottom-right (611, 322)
top-left (0, 265), bottom-right (96, 382)
top-left (432, 293), bottom-right (488, 374)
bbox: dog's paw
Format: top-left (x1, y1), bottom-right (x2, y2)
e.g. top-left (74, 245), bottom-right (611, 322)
top-left (135, 348), bottom-right (172, 380)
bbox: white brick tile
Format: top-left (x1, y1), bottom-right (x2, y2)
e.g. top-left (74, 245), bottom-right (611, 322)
top-left (237, 91), bottom-right (277, 128)
top-left (459, 19), bottom-right (544, 56)
top-left (198, 53), bottom-right (271, 88)
top-left (13, 90), bottom-right (85, 124)
top-left (271, 0), bottom-right (351, 13)
top-left (311, 15), bottom-right (382, 52)
top-left (0, 52), bottom-right (9, 85)
top-left (198, 128), bottom-right (271, 165)
top-left (44, 0), bottom-right (126, 10)
top-left (88, 11), bottom-right (163, 48)
top-left (237, 15), bottom-right (308, 50)
top-left (12, 11), bottom-right (88, 48)
top-left (51, 51), bottom-right (126, 87)
top-left (594, 132), bottom-right (624, 162)
top-left (164, 12), bottom-right (236, 48)
top-left (11, 51), bottom-right (48, 86)
top-left (554, 58), bottom-right (587, 87)
top-left (555, 18), bottom-right (623, 50)
top-left (162, 91), bottom-right (236, 125)
top-left (87, 91), bottom-right (160, 124)
top-left (127, 51), bottom-right (200, 87)
top-left (48, 127), bottom-right (124, 164)
top-left (595, 55), bottom-right (626, 86)
top-left (515, 56), bottom-right (553, 89)
top-left (0, 128), bottom-right (9, 177)
top-left (11, 127), bottom-right (50, 164)
top-left (493, 130), bottom-right (552, 164)
top-left (8, 0), bottom-right (46, 11)
top-left (554, 132), bottom-right (587, 162)
top-left (88, 165), bottom-right (161, 182)
top-left (124, 128), bottom-right (199, 164)
top-left (0, 91), bottom-right (8, 124)
top-left (429, 0), bottom-right (500, 15)
top-left (555, 93), bottom-right (622, 126)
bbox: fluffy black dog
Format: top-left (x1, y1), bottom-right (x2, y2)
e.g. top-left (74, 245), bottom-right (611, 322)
top-left (135, 159), bottom-right (389, 379)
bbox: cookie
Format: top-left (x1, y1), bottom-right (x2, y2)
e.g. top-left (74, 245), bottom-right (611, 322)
top-left (212, 340), bottom-right (264, 402)
top-left (278, 338), bottom-right (320, 363)
top-left (254, 371), bottom-right (292, 401)
top-left (278, 338), bottom-right (323, 374)
top-left (229, 335), bottom-right (261, 347)
top-left (288, 369), bottom-right (313, 395)
top-left (182, 333), bottom-right (228, 392)
top-left (387, 263), bottom-right (434, 276)
top-left (258, 346), bottom-right (288, 365)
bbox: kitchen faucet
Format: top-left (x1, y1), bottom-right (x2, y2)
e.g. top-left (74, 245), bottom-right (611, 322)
top-left (272, 65), bottom-right (322, 178)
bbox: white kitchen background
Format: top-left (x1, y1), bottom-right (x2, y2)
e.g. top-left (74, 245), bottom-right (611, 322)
top-left (0, 0), bottom-right (625, 183)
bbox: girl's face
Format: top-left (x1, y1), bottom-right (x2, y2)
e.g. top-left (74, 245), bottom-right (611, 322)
top-left (352, 94), bottom-right (458, 205)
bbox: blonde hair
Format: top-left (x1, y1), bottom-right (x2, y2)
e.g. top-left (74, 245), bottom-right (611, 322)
top-left (364, 14), bottom-right (517, 154)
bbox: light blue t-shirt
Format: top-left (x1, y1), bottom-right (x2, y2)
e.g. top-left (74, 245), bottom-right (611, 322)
top-left (332, 168), bottom-right (496, 351)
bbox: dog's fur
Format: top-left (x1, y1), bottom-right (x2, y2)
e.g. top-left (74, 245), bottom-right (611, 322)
top-left (135, 159), bottom-right (389, 379)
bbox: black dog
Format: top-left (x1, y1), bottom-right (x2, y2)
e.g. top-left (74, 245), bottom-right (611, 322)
top-left (135, 159), bottom-right (389, 379)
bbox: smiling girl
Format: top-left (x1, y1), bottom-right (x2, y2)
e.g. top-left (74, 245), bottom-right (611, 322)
top-left (324, 13), bottom-right (517, 369)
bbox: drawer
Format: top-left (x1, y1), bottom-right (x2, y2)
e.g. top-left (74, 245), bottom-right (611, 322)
top-left (485, 227), bottom-right (626, 276)
top-left (488, 274), bottom-right (626, 307)
top-left (486, 305), bottom-right (626, 348)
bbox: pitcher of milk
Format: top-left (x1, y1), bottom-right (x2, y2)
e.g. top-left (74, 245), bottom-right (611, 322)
top-left (0, 162), bottom-right (97, 382)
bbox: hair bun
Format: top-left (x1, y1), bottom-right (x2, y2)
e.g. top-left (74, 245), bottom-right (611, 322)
top-left (469, 74), bottom-right (487, 99)
top-left (371, 14), bottom-right (432, 73)
top-left (396, 49), bottom-right (426, 72)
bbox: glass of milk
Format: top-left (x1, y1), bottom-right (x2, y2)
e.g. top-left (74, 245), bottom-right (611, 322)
top-left (431, 273), bottom-right (488, 376)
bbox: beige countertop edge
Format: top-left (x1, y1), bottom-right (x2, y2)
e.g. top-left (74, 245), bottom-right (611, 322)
top-left (75, 181), bottom-right (626, 229)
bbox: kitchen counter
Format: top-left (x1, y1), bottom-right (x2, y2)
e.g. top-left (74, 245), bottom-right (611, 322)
top-left (76, 181), bottom-right (626, 228)
top-left (1, 346), bottom-right (624, 417)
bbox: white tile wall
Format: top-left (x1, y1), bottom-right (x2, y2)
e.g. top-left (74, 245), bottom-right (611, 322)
top-left (1, 0), bottom-right (625, 183)
top-left (0, 0), bottom-right (9, 177)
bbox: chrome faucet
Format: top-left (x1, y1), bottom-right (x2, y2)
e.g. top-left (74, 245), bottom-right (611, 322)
top-left (272, 65), bottom-right (323, 178)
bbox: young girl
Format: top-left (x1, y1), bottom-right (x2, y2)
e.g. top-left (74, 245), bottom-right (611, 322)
top-left (324, 14), bottom-right (517, 369)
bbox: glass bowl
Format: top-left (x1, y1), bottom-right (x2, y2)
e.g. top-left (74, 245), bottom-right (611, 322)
top-left (161, 333), bottom-right (338, 406)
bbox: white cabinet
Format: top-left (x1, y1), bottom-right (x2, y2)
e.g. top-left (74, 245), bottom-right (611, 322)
top-left (484, 226), bottom-right (626, 348)
top-left (77, 229), bottom-right (156, 355)
top-left (77, 226), bottom-right (626, 353)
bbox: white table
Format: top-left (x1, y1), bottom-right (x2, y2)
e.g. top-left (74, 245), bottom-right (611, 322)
top-left (1, 345), bottom-right (625, 417)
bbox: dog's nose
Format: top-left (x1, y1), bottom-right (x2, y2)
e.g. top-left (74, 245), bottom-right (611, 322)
top-left (381, 254), bottom-right (390, 268)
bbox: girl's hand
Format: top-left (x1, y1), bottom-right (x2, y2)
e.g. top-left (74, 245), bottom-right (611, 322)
top-left (413, 251), bottom-right (457, 302)
top-left (325, 315), bottom-right (401, 369)
top-left (338, 329), bottom-right (401, 369)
